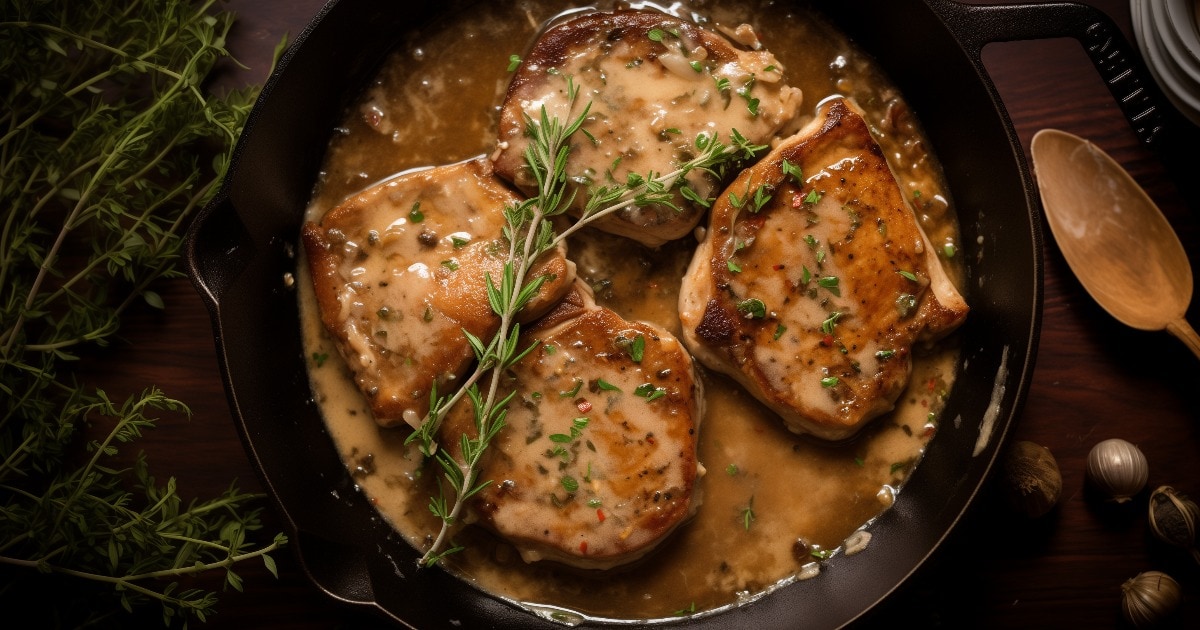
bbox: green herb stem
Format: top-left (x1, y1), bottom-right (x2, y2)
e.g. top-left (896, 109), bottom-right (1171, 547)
top-left (411, 80), bottom-right (766, 568)
top-left (0, 534), bottom-right (285, 592)
top-left (552, 132), bottom-right (764, 247)
top-left (0, 0), bottom-right (222, 148)
top-left (418, 196), bottom-right (551, 568)
top-left (0, 1), bottom-right (283, 623)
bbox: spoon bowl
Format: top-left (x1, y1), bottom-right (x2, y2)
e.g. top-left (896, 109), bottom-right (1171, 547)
top-left (1031, 128), bottom-right (1200, 358)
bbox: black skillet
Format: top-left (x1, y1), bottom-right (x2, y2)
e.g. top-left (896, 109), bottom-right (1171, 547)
top-left (184, 1), bottom-right (1178, 627)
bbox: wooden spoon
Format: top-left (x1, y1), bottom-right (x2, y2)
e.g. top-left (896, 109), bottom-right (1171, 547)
top-left (1031, 128), bottom-right (1200, 359)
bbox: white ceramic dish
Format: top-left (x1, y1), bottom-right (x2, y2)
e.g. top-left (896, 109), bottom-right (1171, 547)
top-left (1132, 0), bottom-right (1200, 125)
top-left (1165, 0), bottom-right (1200, 65)
top-left (1154, 0), bottom-right (1200, 85)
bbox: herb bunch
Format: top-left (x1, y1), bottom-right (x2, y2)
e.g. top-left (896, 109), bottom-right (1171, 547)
top-left (0, 0), bottom-right (285, 625)
top-left (407, 76), bottom-right (766, 567)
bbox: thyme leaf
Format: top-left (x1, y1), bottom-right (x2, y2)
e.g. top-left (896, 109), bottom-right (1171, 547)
top-left (0, 1), bottom-right (286, 624)
top-left (407, 69), bottom-right (767, 568)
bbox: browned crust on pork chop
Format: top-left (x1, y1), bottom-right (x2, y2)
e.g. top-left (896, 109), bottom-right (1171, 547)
top-left (442, 284), bottom-right (703, 569)
top-left (493, 9), bottom-right (801, 247)
top-left (679, 98), bottom-right (968, 440)
top-left (302, 158), bottom-right (574, 427)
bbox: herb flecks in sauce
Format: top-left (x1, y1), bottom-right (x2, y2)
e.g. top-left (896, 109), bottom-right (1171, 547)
top-left (300, 0), bottom-right (964, 620)
top-left (398, 70), bottom-right (768, 565)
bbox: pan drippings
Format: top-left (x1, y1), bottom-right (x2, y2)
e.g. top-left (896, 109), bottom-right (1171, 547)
top-left (299, 0), bottom-right (964, 620)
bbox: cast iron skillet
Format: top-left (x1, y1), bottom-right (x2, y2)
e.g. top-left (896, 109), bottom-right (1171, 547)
top-left (184, 1), bottom-right (1175, 627)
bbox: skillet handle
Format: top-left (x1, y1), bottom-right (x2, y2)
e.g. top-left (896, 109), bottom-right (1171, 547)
top-left (184, 192), bottom-right (256, 310)
top-left (927, 0), bottom-right (1168, 147)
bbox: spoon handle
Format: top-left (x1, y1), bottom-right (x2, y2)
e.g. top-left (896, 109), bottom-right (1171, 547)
top-left (1166, 319), bottom-right (1200, 361)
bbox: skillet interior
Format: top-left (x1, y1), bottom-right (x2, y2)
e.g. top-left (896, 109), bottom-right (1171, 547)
top-left (185, 0), bottom-right (1041, 627)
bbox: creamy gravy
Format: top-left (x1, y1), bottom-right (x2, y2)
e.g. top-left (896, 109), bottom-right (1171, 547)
top-left (299, 0), bottom-right (963, 621)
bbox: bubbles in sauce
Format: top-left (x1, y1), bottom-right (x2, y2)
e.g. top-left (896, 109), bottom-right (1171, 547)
top-left (298, 0), bottom-right (964, 621)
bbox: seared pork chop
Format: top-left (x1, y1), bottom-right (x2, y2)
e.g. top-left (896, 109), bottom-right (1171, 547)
top-left (679, 98), bottom-right (968, 441)
top-left (441, 284), bottom-right (703, 569)
top-left (493, 9), bottom-right (802, 247)
top-left (302, 158), bottom-right (574, 428)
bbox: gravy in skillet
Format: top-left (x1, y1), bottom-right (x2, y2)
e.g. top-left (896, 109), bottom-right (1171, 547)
top-left (298, 0), bottom-right (965, 620)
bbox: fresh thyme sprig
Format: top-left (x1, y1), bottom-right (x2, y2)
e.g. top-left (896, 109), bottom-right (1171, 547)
top-left (554, 128), bottom-right (767, 246)
top-left (407, 75), bottom-right (766, 567)
top-left (0, 1), bottom-right (285, 625)
top-left (408, 79), bottom-right (593, 567)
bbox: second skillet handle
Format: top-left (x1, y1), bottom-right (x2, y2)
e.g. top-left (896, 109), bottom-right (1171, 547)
top-left (927, 0), bottom-right (1169, 147)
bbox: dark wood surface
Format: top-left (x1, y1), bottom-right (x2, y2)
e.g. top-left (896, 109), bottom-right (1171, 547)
top-left (77, 0), bottom-right (1200, 627)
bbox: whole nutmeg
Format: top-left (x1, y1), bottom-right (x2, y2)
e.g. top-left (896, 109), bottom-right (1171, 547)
top-left (1001, 441), bottom-right (1061, 518)
top-left (1086, 438), bottom-right (1148, 502)
top-left (1121, 570), bottom-right (1181, 628)
top-left (1147, 485), bottom-right (1200, 563)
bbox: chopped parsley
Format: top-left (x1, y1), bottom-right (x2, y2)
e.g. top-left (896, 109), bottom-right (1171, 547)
top-left (737, 77), bottom-right (760, 117)
top-left (750, 183), bottom-right (772, 212)
top-left (818, 276), bottom-right (841, 297)
top-left (614, 333), bottom-right (646, 362)
top-left (630, 334), bottom-right (645, 362)
top-left (820, 311), bottom-right (842, 335)
top-left (595, 378), bottom-right (621, 392)
top-left (742, 496), bottom-right (756, 530)
top-left (559, 378), bottom-right (584, 398)
top-left (781, 158), bottom-right (803, 183)
top-left (633, 383), bottom-right (667, 402)
top-left (736, 298), bottom-right (766, 319)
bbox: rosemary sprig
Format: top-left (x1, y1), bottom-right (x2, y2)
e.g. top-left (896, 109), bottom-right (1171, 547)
top-left (0, 1), bottom-right (285, 625)
top-left (408, 76), bottom-right (766, 567)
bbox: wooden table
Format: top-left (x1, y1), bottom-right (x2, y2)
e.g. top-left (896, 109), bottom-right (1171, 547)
top-left (80, 0), bottom-right (1200, 627)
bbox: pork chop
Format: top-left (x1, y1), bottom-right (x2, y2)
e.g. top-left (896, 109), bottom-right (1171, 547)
top-left (679, 98), bottom-right (968, 441)
top-left (493, 9), bottom-right (802, 247)
top-left (301, 158), bottom-right (575, 428)
top-left (440, 283), bottom-right (703, 569)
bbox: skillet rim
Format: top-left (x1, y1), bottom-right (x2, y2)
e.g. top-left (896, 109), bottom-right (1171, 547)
top-left (184, 0), bottom-right (1045, 627)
